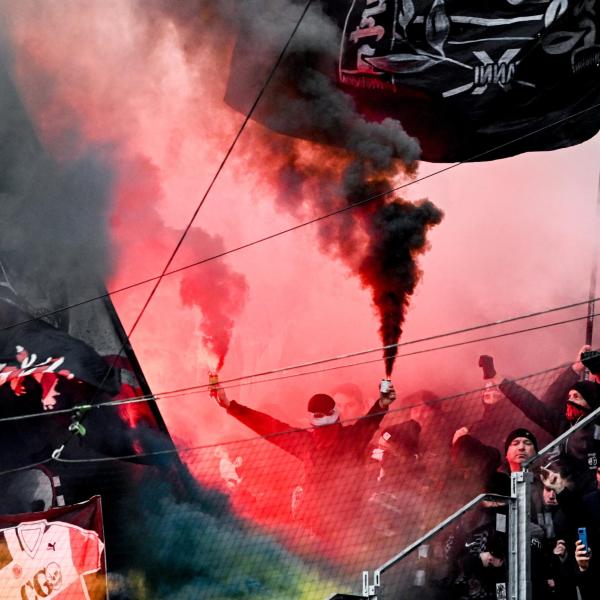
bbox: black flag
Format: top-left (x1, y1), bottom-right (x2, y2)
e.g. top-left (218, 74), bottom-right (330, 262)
top-left (226, 0), bottom-right (600, 162)
top-left (0, 29), bottom-right (174, 471)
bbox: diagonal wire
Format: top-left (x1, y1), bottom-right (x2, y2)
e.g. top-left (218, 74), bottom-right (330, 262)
top-left (0, 303), bottom-right (595, 426)
top-left (124, 0), bottom-right (315, 341)
top-left (0, 101), bottom-right (597, 336)
top-left (52, 0), bottom-right (316, 458)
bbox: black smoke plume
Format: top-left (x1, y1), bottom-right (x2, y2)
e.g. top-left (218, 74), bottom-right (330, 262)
top-left (357, 197), bottom-right (443, 376)
top-left (139, 0), bottom-right (443, 376)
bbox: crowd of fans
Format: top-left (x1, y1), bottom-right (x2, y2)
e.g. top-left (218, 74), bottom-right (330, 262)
top-left (211, 345), bottom-right (600, 599)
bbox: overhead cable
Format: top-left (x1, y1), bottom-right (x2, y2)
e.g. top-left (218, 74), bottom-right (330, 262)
top-left (0, 301), bottom-right (594, 426)
top-left (51, 0), bottom-right (317, 458)
top-left (0, 102), bottom-right (597, 335)
top-left (50, 362), bottom-right (571, 465)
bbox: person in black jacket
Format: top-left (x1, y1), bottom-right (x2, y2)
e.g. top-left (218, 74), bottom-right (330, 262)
top-left (471, 347), bottom-right (591, 453)
top-left (485, 355), bottom-right (600, 492)
top-left (574, 539), bottom-right (597, 599)
top-left (213, 383), bottom-right (395, 537)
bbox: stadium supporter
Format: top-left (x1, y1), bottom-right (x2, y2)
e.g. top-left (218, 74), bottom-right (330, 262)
top-left (576, 467), bottom-right (599, 598)
top-left (439, 468), bottom-right (548, 600)
top-left (365, 420), bottom-right (427, 543)
top-left (538, 464), bottom-right (600, 597)
top-left (448, 533), bottom-right (508, 600)
top-left (574, 539), bottom-right (596, 599)
top-left (213, 382), bottom-right (395, 537)
top-left (504, 428), bottom-right (538, 473)
top-left (331, 382), bottom-right (368, 424)
top-left (469, 377), bottom-right (548, 455)
top-left (486, 354), bottom-right (600, 492)
top-left (450, 428), bottom-right (507, 498)
top-left (369, 419), bottom-right (421, 482)
top-left (538, 481), bottom-right (580, 599)
top-left (440, 508), bottom-right (509, 600)
top-left (582, 466), bottom-right (600, 524)
top-left (472, 348), bottom-right (590, 454)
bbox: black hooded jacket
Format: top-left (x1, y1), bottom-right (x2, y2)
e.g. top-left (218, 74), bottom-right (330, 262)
top-left (498, 377), bottom-right (600, 473)
top-left (226, 398), bottom-right (388, 534)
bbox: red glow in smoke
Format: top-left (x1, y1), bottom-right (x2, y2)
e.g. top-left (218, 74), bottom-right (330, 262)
top-left (4, 0), bottom-right (600, 569)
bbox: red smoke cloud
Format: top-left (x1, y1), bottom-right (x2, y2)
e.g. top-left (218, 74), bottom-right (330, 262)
top-left (5, 4), bottom-right (247, 377)
top-left (2, 0), bottom-right (598, 450)
top-left (2, 2), bottom-right (600, 577)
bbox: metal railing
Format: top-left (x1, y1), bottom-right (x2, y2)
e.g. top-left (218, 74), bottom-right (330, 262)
top-left (355, 403), bottom-right (600, 600)
top-left (361, 493), bottom-right (513, 599)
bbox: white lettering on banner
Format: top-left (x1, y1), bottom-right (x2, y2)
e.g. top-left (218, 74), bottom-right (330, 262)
top-left (350, 19), bottom-right (385, 43)
top-left (473, 49), bottom-right (520, 89)
top-left (0, 356), bottom-right (72, 386)
top-left (542, 0), bottom-right (599, 73)
top-left (363, 0), bottom-right (387, 19)
top-left (357, 44), bottom-right (377, 71)
top-left (349, 0), bottom-right (387, 44)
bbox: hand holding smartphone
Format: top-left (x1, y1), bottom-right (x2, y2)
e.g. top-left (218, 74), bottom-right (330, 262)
top-left (578, 527), bottom-right (589, 554)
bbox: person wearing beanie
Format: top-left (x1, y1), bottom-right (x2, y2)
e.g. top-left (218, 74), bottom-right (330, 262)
top-left (444, 527), bottom-right (508, 599)
top-left (365, 419), bottom-right (430, 545)
top-left (213, 381), bottom-right (396, 537)
top-left (567, 381), bottom-right (600, 423)
top-left (485, 349), bottom-right (600, 492)
top-left (504, 428), bottom-right (538, 473)
top-left (368, 419), bottom-right (423, 488)
top-left (474, 347), bottom-right (593, 452)
top-left (452, 431), bottom-right (502, 479)
top-left (379, 420), bottom-right (421, 459)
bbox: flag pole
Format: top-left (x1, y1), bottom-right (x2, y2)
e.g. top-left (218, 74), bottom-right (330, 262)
top-left (585, 166), bottom-right (600, 347)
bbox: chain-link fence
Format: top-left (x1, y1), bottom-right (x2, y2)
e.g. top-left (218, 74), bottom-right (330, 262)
top-left (525, 393), bottom-right (600, 600)
top-left (0, 363), bottom-right (586, 599)
top-left (367, 493), bottom-right (512, 600)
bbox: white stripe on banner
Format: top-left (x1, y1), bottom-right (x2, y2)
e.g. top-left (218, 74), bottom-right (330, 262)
top-left (450, 15), bottom-right (543, 26)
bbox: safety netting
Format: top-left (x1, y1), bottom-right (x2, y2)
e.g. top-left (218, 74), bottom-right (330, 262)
top-left (526, 392), bottom-right (600, 600)
top-left (371, 493), bottom-right (512, 600)
top-left (0, 363), bottom-right (581, 599)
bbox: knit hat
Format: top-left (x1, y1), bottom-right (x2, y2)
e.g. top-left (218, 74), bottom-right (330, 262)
top-left (504, 428), bottom-right (538, 455)
top-left (307, 394), bottom-right (336, 414)
top-left (570, 381), bottom-right (600, 410)
top-left (307, 394), bottom-right (340, 427)
top-left (381, 420), bottom-right (421, 455)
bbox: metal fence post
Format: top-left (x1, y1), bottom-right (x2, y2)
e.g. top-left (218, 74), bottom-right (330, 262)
top-left (510, 471), bottom-right (532, 600)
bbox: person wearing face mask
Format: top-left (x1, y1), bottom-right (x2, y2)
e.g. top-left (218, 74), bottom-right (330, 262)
top-left (473, 347), bottom-right (592, 453)
top-left (213, 382), bottom-right (395, 538)
top-left (485, 359), bottom-right (600, 493)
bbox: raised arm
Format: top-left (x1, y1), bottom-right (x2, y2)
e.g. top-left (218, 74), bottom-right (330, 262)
top-left (493, 375), bottom-right (564, 438)
top-left (215, 387), bottom-right (310, 460)
top-left (541, 345), bottom-right (589, 412)
top-left (349, 383), bottom-right (396, 453)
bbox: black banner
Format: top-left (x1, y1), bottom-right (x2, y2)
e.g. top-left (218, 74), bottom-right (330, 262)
top-left (226, 0), bottom-right (600, 162)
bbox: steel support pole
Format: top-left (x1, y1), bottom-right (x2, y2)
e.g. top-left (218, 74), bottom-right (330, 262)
top-left (585, 168), bottom-right (600, 348)
top-left (510, 471), bottom-right (532, 600)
